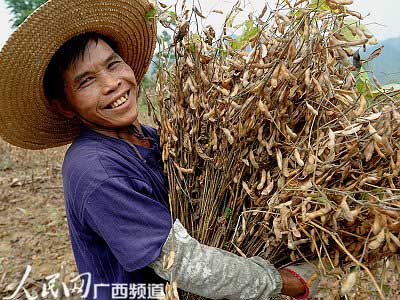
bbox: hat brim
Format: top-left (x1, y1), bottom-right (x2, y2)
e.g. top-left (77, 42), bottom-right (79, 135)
top-left (0, 0), bottom-right (156, 149)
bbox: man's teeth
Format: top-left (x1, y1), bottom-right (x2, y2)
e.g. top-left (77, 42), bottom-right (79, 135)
top-left (110, 93), bottom-right (128, 109)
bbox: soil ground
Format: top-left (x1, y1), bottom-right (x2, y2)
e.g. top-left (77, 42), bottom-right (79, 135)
top-left (0, 140), bottom-right (77, 299)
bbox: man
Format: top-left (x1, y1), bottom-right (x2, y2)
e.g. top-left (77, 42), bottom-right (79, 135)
top-left (0, 0), bottom-right (320, 299)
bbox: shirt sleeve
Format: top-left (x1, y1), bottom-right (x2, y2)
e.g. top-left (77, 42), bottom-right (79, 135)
top-left (83, 176), bottom-right (172, 272)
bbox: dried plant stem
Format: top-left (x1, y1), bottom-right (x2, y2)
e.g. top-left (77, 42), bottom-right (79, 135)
top-left (310, 221), bottom-right (386, 300)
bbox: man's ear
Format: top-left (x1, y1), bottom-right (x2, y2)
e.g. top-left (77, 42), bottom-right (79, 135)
top-left (49, 99), bottom-right (76, 119)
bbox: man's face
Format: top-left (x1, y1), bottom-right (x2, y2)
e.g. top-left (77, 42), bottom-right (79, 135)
top-left (62, 39), bottom-right (139, 128)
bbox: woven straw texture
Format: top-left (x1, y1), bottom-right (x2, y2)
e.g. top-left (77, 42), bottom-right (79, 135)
top-left (0, 0), bottom-right (156, 149)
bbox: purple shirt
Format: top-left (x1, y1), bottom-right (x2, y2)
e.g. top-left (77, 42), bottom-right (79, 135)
top-left (62, 125), bottom-right (172, 299)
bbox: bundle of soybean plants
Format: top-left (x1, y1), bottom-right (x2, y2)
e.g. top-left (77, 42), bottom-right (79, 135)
top-left (150, 0), bottom-right (400, 298)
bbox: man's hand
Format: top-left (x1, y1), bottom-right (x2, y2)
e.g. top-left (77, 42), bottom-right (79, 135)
top-left (281, 262), bottom-right (321, 299)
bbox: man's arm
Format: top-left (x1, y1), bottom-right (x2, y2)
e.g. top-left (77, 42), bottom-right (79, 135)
top-left (149, 219), bottom-right (309, 300)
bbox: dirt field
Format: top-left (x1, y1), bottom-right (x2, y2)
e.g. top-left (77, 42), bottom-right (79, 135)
top-left (0, 125), bottom-right (399, 299)
top-left (0, 139), bottom-right (77, 298)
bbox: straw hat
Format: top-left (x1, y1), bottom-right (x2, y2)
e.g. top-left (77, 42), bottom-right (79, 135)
top-left (0, 0), bottom-right (157, 150)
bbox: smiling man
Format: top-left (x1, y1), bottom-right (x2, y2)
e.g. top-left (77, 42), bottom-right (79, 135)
top-left (0, 0), bottom-right (321, 299)
top-left (45, 35), bottom-right (145, 143)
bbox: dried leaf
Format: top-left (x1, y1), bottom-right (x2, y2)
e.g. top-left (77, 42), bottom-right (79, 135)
top-left (276, 148), bottom-right (283, 170)
top-left (257, 169), bottom-right (267, 190)
top-left (340, 272), bottom-right (357, 296)
top-left (166, 251), bottom-right (175, 270)
top-left (194, 7), bottom-right (206, 18)
top-left (249, 150), bottom-right (259, 169)
top-left (306, 102), bottom-right (318, 115)
top-left (261, 180), bottom-right (274, 196)
top-left (211, 9), bottom-right (224, 14)
top-left (342, 124), bottom-right (362, 135)
top-left (366, 46), bottom-right (384, 62)
top-left (242, 181), bottom-right (252, 196)
top-left (368, 229), bottom-right (385, 250)
top-left (294, 149), bottom-right (305, 167)
top-left (222, 128), bottom-right (234, 144)
top-left (305, 68), bottom-right (311, 87)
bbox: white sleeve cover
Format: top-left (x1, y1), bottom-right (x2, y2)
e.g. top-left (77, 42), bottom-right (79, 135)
top-left (149, 219), bottom-right (282, 300)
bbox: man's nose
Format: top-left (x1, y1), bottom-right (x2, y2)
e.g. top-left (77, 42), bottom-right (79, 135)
top-left (101, 72), bottom-right (121, 94)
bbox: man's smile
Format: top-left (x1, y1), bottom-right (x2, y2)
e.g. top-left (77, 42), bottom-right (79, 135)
top-left (105, 90), bottom-right (131, 109)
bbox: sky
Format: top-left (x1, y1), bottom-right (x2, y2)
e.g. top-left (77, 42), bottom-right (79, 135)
top-left (0, 0), bottom-right (12, 48)
top-left (0, 0), bottom-right (399, 49)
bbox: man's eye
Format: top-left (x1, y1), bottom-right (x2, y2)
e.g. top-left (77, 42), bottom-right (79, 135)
top-left (79, 77), bottom-right (94, 88)
top-left (108, 61), bottom-right (121, 69)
